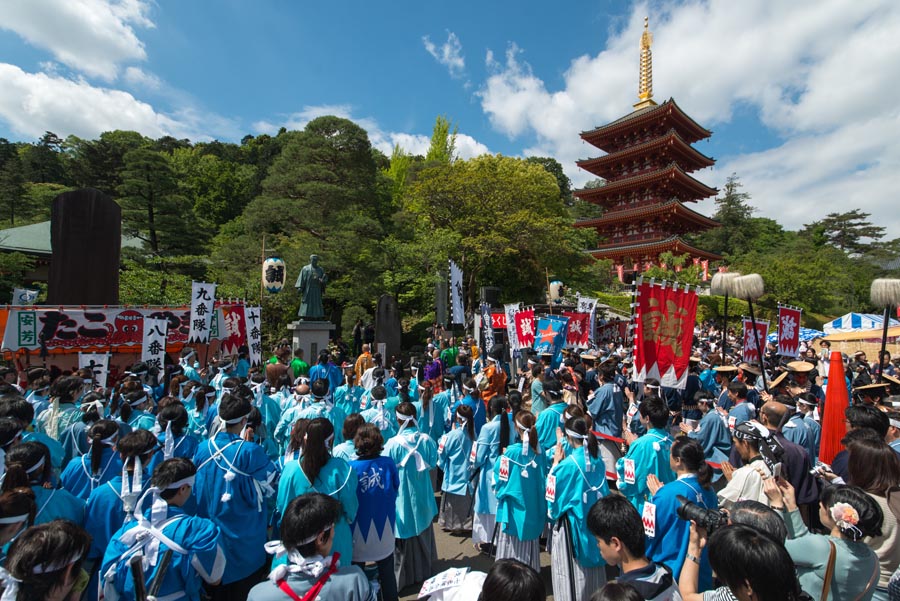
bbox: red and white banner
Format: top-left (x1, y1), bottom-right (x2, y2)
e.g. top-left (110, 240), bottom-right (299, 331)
top-left (514, 309), bottom-right (536, 348)
top-left (562, 312), bottom-right (590, 348)
top-left (598, 320), bottom-right (628, 342)
top-left (742, 318), bottom-right (770, 364)
top-left (1, 305), bottom-right (244, 352)
top-left (633, 280), bottom-right (698, 389)
top-left (490, 313), bottom-right (507, 329)
top-left (777, 306), bottom-right (802, 358)
top-left (701, 260), bottom-right (709, 282)
top-left (219, 305), bottom-right (248, 356)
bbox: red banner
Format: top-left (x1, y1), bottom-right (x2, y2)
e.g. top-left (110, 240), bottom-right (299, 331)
top-left (777, 306), bottom-right (802, 358)
top-left (514, 309), bottom-right (535, 348)
top-left (490, 313), bottom-right (507, 329)
top-left (742, 318), bottom-right (769, 364)
top-left (220, 305), bottom-right (248, 355)
top-left (633, 281), bottom-right (698, 389)
top-left (701, 260), bottom-right (709, 281)
top-left (562, 312), bottom-right (590, 348)
top-left (598, 320), bottom-right (627, 342)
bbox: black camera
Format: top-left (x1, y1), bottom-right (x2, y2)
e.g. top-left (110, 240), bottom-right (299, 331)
top-left (676, 495), bottom-right (728, 533)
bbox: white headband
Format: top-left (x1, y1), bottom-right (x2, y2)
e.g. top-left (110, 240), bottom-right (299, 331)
top-left (25, 456), bottom-right (45, 475)
top-left (164, 475), bottom-right (195, 490)
top-left (890, 419), bottom-right (900, 430)
top-left (127, 394), bottom-right (149, 407)
top-left (297, 524), bottom-right (333, 547)
top-left (564, 428), bottom-right (588, 440)
top-left (221, 411), bottom-right (251, 425)
top-left (32, 550), bottom-right (83, 574)
top-left (462, 384), bottom-right (474, 393)
top-left (0, 513), bottom-right (28, 525)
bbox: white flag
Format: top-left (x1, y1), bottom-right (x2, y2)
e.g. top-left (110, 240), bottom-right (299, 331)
top-left (449, 260), bottom-right (465, 324)
top-left (141, 317), bottom-right (168, 374)
top-left (189, 281), bottom-right (217, 343)
top-left (11, 288), bottom-right (38, 306)
top-left (578, 296), bottom-right (599, 344)
top-left (79, 353), bottom-right (110, 388)
top-left (504, 303), bottom-right (521, 351)
top-left (245, 306), bottom-right (262, 366)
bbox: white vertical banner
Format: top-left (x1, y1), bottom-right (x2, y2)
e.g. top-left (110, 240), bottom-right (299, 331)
top-left (11, 288), bottom-right (38, 306)
top-left (245, 306), bottom-right (262, 366)
top-left (449, 259), bottom-right (464, 325)
top-left (189, 281), bottom-right (217, 344)
top-left (578, 296), bottom-right (599, 345)
top-left (141, 317), bottom-right (168, 373)
top-left (504, 303), bottom-right (521, 351)
top-left (79, 353), bottom-right (110, 388)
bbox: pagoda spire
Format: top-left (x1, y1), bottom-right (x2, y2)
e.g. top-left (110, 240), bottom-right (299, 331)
top-left (633, 16), bottom-right (657, 110)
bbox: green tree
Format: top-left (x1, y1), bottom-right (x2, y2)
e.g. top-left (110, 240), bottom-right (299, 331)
top-left (404, 154), bottom-right (590, 308)
top-left (425, 116), bottom-right (457, 163)
top-left (643, 252), bottom-right (704, 286)
top-left (170, 147), bottom-right (254, 226)
top-left (67, 130), bottom-right (150, 196)
top-left (804, 209), bottom-right (885, 255)
top-left (118, 149), bottom-right (206, 256)
top-left (0, 252), bottom-right (33, 302)
top-left (19, 132), bottom-right (69, 185)
top-left (526, 156), bottom-right (572, 204)
top-left (690, 173), bottom-right (755, 258)
top-left (0, 154), bottom-right (25, 225)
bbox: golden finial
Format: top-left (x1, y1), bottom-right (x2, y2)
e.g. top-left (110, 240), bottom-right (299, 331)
top-left (634, 16), bottom-right (657, 110)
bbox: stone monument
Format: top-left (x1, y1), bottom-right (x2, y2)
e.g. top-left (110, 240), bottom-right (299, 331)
top-left (375, 294), bottom-right (402, 360)
top-left (288, 254), bottom-right (334, 361)
top-left (47, 188), bottom-right (121, 305)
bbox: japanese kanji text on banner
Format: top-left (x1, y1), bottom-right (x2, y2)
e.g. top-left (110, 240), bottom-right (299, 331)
top-left (633, 280), bottom-right (698, 389)
top-left (141, 317), bottom-right (168, 372)
top-left (449, 260), bottom-right (464, 325)
top-left (742, 318), bottom-right (770, 365)
top-left (189, 282), bottom-right (217, 344)
top-left (245, 307), bottom-right (262, 366)
top-left (514, 309), bottom-right (536, 348)
top-left (504, 303), bottom-right (520, 351)
top-left (777, 306), bottom-right (802, 358)
top-left (79, 352), bottom-right (110, 388)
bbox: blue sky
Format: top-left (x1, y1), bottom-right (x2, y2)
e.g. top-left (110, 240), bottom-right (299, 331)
top-left (1, 0), bottom-right (898, 237)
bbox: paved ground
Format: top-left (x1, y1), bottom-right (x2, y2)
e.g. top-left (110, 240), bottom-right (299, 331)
top-left (398, 494), bottom-right (555, 600)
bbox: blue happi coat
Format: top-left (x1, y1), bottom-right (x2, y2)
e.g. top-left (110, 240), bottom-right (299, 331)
top-left (383, 429), bottom-right (438, 539)
top-left (493, 442), bottom-right (548, 542)
top-left (616, 428), bottom-right (675, 513)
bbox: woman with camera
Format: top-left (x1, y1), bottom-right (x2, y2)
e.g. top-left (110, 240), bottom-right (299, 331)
top-left (645, 437), bottom-right (719, 591)
top-left (764, 477), bottom-right (883, 601)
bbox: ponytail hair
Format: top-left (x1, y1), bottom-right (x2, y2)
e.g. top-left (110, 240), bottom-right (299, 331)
top-left (507, 390), bottom-right (523, 415)
top-left (457, 405), bottom-right (475, 441)
top-left (398, 378), bottom-right (411, 404)
top-left (420, 381), bottom-right (434, 411)
top-left (514, 411), bottom-right (538, 454)
top-left (564, 416), bottom-right (598, 459)
top-left (301, 418), bottom-right (334, 484)
top-left (79, 392), bottom-right (105, 424)
top-left (88, 420), bottom-right (119, 476)
top-left (3, 442), bottom-right (51, 491)
top-left (0, 486), bottom-right (35, 528)
top-left (287, 419), bottom-right (310, 456)
top-left (489, 396), bottom-right (511, 454)
top-left (157, 403), bottom-right (188, 437)
top-left (671, 437), bottom-right (712, 488)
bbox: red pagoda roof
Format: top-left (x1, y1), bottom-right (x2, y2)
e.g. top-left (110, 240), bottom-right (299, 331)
top-left (575, 199), bottom-right (719, 230)
top-left (588, 235), bottom-right (723, 261)
top-left (576, 129), bottom-right (715, 179)
top-left (580, 99), bottom-right (712, 152)
top-left (574, 163), bottom-right (718, 204)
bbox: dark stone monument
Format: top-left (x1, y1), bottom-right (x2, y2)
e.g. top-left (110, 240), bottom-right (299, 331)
top-left (375, 294), bottom-right (402, 360)
top-left (435, 279), bottom-right (448, 326)
top-left (47, 188), bottom-right (121, 305)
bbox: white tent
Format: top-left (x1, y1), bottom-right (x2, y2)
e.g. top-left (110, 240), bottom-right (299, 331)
top-left (822, 312), bottom-right (900, 334)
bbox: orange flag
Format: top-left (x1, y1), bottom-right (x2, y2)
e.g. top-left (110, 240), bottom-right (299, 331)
top-left (819, 350), bottom-right (849, 464)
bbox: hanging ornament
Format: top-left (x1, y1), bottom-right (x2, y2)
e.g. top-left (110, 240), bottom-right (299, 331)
top-left (262, 257), bottom-right (286, 294)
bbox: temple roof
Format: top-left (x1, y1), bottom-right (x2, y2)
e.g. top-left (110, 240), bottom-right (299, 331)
top-left (574, 163), bottom-right (718, 204)
top-left (580, 99), bottom-right (712, 152)
top-left (587, 235), bottom-right (723, 261)
top-left (574, 199), bottom-right (720, 230)
top-left (576, 129), bottom-right (715, 179)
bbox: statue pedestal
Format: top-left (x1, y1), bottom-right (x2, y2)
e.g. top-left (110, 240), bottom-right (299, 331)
top-left (288, 320), bottom-right (336, 363)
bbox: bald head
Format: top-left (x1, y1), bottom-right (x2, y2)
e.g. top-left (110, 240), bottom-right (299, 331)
top-left (761, 401), bottom-right (788, 428)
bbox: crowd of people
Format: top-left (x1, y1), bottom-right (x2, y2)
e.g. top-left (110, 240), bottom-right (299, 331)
top-left (0, 323), bottom-right (900, 601)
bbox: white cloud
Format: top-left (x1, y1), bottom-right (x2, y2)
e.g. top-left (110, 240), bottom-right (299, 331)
top-left (0, 0), bottom-right (153, 81)
top-left (253, 104), bottom-right (490, 160)
top-left (0, 63), bottom-right (237, 142)
top-left (123, 66), bottom-right (161, 90)
top-left (423, 31), bottom-right (466, 78)
top-left (477, 0), bottom-right (900, 236)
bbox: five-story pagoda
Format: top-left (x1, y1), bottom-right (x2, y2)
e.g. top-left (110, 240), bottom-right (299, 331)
top-left (574, 18), bottom-right (721, 282)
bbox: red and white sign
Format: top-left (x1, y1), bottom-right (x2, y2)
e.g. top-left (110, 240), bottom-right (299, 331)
top-left (562, 311), bottom-right (590, 348)
top-left (490, 313), bottom-right (507, 329)
top-left (742, 318), bottom-right (770, 364)
top-left (623, 458), bottom-right (636, 484)
top-left (498, 456), bottom-right (510, 481)
top-left (545, 474), bottom-right (557, 502)
top-left (633, 280), bottom-right (698, 389)
top-left (514, 309), bottom-right (536, 348)
top-left (777, 306), bottom-right (802, 358)
top-left (642, 501), bottom-right (657, 537)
